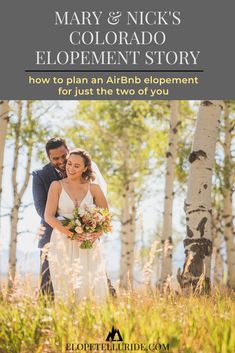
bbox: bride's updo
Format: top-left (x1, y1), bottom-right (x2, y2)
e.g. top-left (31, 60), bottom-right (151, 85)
top-left (68, 148), bottom-right (95, 181)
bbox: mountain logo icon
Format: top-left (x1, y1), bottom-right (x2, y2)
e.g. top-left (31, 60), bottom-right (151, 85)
top-left (106, 326), bottom-right (123, 341)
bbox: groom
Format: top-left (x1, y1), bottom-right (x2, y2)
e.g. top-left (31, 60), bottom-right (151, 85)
top-left (32, 137), bottom-right (115, 298)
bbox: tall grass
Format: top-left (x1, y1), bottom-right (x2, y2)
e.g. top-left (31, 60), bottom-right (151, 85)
top-left (0, 286), bottom-right (234, 353)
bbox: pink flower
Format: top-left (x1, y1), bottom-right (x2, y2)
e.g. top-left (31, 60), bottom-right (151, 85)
top-left (75, 226), bottom-right (83, 234)
top-left (94, 213), bottom-right (103, 222)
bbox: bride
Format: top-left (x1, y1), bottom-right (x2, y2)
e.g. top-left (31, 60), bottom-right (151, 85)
top-left (45, 148), bottom-right (109, 302)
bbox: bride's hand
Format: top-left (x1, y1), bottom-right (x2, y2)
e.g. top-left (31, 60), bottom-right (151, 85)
top-left (90, 231), bottom-right (103, 243)
top-left (76, 234), bottom-right (87, 241)
top-left (63, 228), bottom-right (74, 238)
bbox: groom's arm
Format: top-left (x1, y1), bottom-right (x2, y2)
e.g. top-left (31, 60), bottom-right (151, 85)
top-left (32, 171), bottom-right (47, 220)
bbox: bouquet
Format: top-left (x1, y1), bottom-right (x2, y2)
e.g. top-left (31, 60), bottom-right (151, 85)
top-left (60, 204), bottom-right (112, 249)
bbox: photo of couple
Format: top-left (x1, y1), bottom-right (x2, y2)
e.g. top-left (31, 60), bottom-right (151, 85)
top-left (1, 0), bottom-right (234, 350)
top-left (33, 137), bottom-right (116, 302)
top-left (0, 100), bottom-right (234, 353)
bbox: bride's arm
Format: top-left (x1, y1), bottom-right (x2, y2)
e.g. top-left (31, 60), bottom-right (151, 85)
top-left (90, 184), bottom-right (108, 209)
top-left (44, 181), bottom-right (73, 237)
top-left (90, 184), bottom-right (109, 241)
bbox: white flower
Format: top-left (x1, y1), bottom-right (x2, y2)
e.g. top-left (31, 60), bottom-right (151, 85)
top-left (78, 206), bottom-right (86, 217)
top-left (78, 203), bottom-right (95, 216)
top-left (75, 226), bottom-right (83, 234)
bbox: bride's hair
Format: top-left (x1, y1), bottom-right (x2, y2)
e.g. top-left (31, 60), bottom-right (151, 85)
top-left (68, 148), bottom-right (95, 181)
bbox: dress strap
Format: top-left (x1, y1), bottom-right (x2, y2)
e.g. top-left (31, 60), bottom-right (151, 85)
top-left (87, 182), bottom-right (92, 197)
top-left (58, 180), bottom-right (64, 193)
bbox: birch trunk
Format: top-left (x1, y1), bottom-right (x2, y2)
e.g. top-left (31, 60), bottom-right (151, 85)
top-left (0, 101), bottom-right (9, 294)
top-left (178, 100), bottom-right (223, 292)
top-left (8, 102), bottom-right (33, 291)
top-left (129, 180), bottom-right (136, 284)
top-left (160, 100), bottom-right (179, 285)
top-left (222, 103), bottom-right (235, 289)
top-left (212, 210), bottom-right (224, 285)
top-left (0, 101), bottom-right (10, 207)
top-left (213, 236), bottom-right (224, 285)
top-left (119, 180), bottom-right (136, 289)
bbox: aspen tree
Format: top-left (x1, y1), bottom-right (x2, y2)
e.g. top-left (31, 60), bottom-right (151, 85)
top-left (160, 101), bottom-right (179, 286)
top-left (222, 102), bottom-right (235, 289)
top-left (178, 100), bottom-right (223, 292)
top-left (0, 101), bottom-right (10, 209)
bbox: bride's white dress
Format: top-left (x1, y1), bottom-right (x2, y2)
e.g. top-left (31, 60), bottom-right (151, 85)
top-left (48, 185), bottom-right (109, 302)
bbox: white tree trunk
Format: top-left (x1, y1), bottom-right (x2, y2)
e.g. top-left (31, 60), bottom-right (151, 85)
top-left (0, 101), bottom-right (9, 292)
top-left (223, 103), bottom-right (235, 289)
top-left (8, 102), bottom-right (33, 291)
top-left (178, 100), bottom-right (223, 292)
top-left (119, 180), bottom-right (136, 289)
top-left (160, 101), bottom-right (179, 285)
top-left (0, 101), bottom-right (10, 206)
top-left (213, 236), bottom-right (224, 286)
top-left (212, 210), bottom-right (224, 285)
top-left (129, 180), bottom-right (136, 284)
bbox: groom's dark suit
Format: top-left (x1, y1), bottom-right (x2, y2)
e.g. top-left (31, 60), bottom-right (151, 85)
top-left (32, 163), bottom-right (62, 296)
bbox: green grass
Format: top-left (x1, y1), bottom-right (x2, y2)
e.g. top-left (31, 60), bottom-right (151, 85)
top-left (0, 289), bottom-right (234, 353)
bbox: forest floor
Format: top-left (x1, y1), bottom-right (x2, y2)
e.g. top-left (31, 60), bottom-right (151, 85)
top-left (0, 284), bottom-right (234, 353)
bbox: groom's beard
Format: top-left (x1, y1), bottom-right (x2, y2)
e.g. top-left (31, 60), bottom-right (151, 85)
top-left (58, 169), bottom-right (67, 179)
top-left (55, 163), bottom-right (67, 173)
top-left (53, 165), bottom-right (67, 179)
top-left (50, 158), bottom-right (67, 174)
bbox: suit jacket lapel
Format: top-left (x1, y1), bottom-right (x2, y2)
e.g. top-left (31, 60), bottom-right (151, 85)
top-left (47, 163), bottom-right (62, 182)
